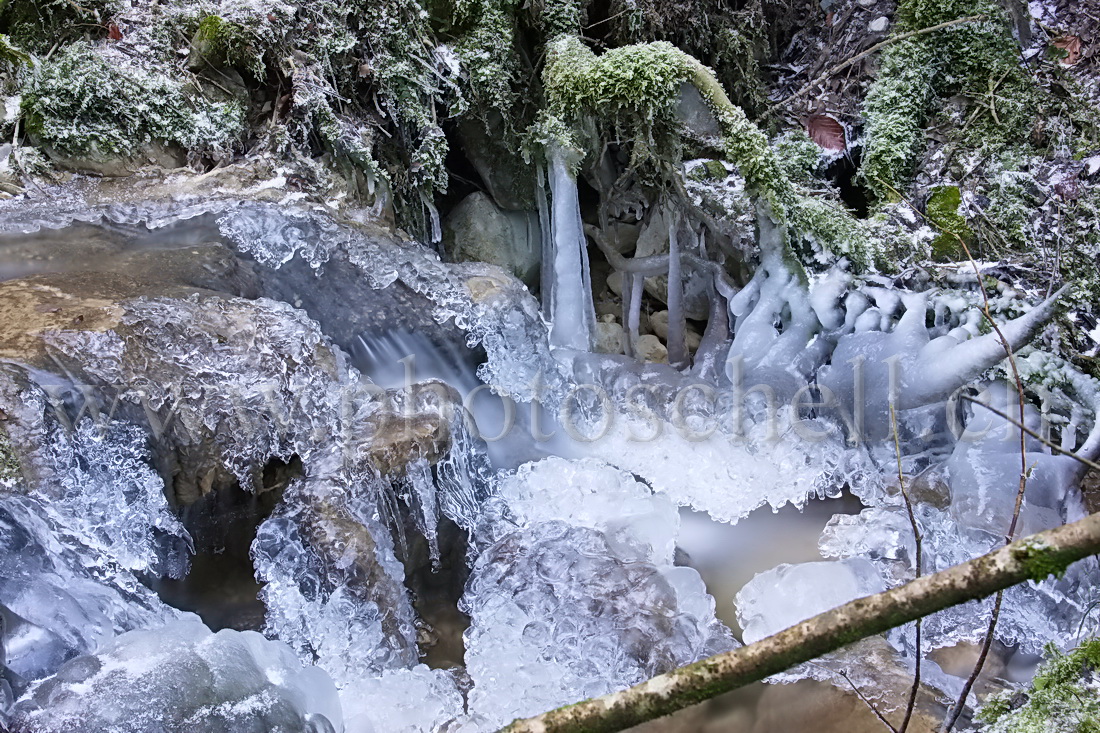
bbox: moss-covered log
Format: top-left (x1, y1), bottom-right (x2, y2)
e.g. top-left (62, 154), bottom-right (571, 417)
top-left (499, 512), bottom-right (1100, 733)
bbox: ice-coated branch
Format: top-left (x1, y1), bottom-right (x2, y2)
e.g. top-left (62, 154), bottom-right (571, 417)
top-left (499, 512), bottom-right (1100, 733)
top-left (902, 285), bottom-right (1067, 409)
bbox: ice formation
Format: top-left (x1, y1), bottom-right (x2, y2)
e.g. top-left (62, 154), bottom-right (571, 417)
top-left (460, 458), bottom-right (733, 727)
top-left (0, 192), bottom-right (1096, 731)
top-left (9, 620), bottom-right (342, 733)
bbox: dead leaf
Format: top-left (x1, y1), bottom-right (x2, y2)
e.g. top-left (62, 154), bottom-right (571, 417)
top-left (1051, 36), bottom-right (1081, 65)
top-left (108, 22), bottom-right (122, 41)
top-left (806, 113), bottom-right (846, 151)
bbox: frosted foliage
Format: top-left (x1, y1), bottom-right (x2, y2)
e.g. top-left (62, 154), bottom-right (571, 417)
top-left (43, 419), bottom-right (191, 577)
top-left (462, 522), bottom-right (734, 728)
top-left (10, 620), bottom-right (342, 733)
top-left (735, 559), bottom-right (887, 644)
top-left (474, 457), bottom-right (679, 563)
top-left (341, 666), bottom-right (464, 733)
top-left (251, 484), bottom-right (419, 683)
top-left (0, 495), bottom-right (179, 681)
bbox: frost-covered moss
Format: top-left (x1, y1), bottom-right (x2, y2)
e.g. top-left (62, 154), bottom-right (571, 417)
top-left (860, 38), bottom-right (937, 201)
top-left (978, 639), bottom-right (1100, 733)
top-left (191, 14), bottom-right (266, 77)
top-left (861, 0), bottom-right (1040, 201)
top-left (543, 36), bottom-right (694, 160)
top-left (21, 43), bottom-right (244, 158)
top-left (543, 36), bottom-right (885, 269)
top-left (0, 0), bottom-right (119, 54)
top-left (774, 130), bottom-right (821, 185)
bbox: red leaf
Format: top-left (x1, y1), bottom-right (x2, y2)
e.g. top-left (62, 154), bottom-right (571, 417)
top-left (107, 22), bottom-right (122, 41)
top-left (1051, 36), bottom-right (1081, 65)
top-left (806, 114), bottom-right (846, 151)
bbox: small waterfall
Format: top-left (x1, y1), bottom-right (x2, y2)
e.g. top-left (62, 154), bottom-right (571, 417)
top-left (545, 146), bottom-right (596, 352)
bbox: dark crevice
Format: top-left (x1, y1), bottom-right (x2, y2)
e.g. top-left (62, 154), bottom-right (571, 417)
top-left (149, 455), bottom-right (301, 631)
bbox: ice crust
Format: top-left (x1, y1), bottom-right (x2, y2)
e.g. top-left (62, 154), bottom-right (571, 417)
top-left (460, 458), bottom-right (734, 728)
top-left (10, 620), bottom-right (342, 733)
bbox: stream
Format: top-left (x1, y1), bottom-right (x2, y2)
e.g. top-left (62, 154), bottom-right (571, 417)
top-left (0, 195), bottom-right (1096, 733)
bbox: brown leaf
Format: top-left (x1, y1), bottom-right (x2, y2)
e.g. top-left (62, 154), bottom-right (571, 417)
top-left (806, 113), bottom-right (846, 151)
top-left (1051, 36), bottom-right (1081, 65)
top-left (107, 22), bottom-right (122, 41)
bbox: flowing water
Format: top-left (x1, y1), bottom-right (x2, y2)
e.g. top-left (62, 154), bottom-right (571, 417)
top-left (0, 196), bottom-right (1096, 732)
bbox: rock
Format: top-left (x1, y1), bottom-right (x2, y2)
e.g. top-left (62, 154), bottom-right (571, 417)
top-left (607, 270), bottom-right (624, 296)
top-left (869, 16), bottom-right (889, 32)
top-left (443, 192), bottom-right (541, 286)
top-left (595, 319), bottom-right (625, 355)
top-left (455, 113), bottom-right (537, 211)
top-left (649, 310), bottom-right (703, 351)
top-left (635, 334), bottom-right (668, 364)
top-left (677, 82), bottom-right (721, 140)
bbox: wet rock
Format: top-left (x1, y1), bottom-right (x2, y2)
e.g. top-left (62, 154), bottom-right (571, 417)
top-left (442, 192), bottom-right (541, 286)
top-left (677, 82), bottom-right (722, 140)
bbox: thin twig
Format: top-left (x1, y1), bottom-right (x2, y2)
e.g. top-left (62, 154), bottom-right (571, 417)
top-left (960, 395), bottom-right (1100, 473)
top-left (811, 662), bottom-right (898, 733)
top-left (768, 15), bottom-right (986, 114)
top-left (873, 179), bottom-right (1033, 732)
top-left (890, 404), bottom-right (923, 733)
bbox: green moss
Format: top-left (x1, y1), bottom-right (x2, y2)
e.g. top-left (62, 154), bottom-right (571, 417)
top-left (926, 185), bottom-right (974, 261)
top-left (21, 42), bottom-right (244, 158)
top-left (774, 130), bottom-right (821, 185)
top-left (1011, 538), bottom-right (1070, 582)
top-left (687, 159), bottom-right (729, 181)
top-left (977, 639), bottom-right (1100, 733)
top-left (860, 0), bottom-right (1040, 202)
top-left (860, 38), bottom-right (938, 201)
top-left (192, 15), bottom-right (265, 77)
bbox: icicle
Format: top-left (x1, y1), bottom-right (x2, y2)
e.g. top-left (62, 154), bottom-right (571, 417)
top-left (545, 146), bottom-right (596, 351)
top-left (624, 273), bottom-right (644, 359)
top-left (665, 210), bottom-right (688, 370)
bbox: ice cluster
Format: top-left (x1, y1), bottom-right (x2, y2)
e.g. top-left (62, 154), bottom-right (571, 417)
top-left (9, 620), bottom-right (342, 733)
top-left (461, 458), bottom-right (734, 728)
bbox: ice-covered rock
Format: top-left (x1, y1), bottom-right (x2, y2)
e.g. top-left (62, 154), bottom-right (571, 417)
top-left (462, 522), bottom-right (735, 727)
top-left (10, 620), bottom-right (341, 733)
top-left (736, 558), bottom-right (887, 644)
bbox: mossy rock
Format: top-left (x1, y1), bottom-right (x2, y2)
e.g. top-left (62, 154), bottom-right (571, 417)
top-left (188, 15), bottom-right (265, 77)
top-left (926, 185), bottom-right (975, 262)
top-left (21, 42), bottom-right (243, 163)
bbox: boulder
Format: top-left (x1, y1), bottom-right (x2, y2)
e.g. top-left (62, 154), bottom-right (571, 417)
top-left (443, 192), bottom-right (541, 286)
